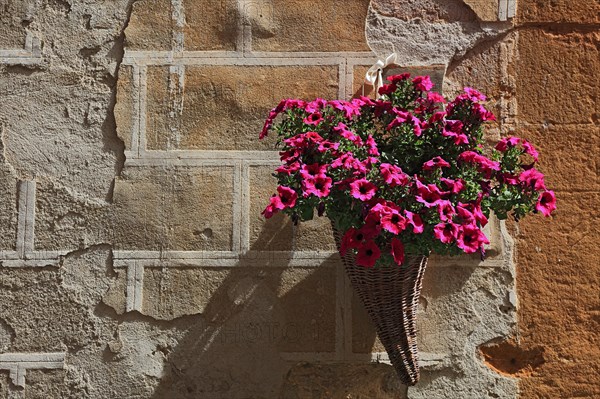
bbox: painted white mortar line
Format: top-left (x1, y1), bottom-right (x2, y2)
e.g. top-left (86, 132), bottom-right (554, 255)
top-left (127, 150), bottom-right (281, 160)
top-left (16, 180), bottom-right (36, 258)
top-left (240, 161), bottom-right (251, 252)
top-left (171, 0), bottom-right (185, 54)
top-left (499, 0), bottom-right (508, 21)
top-left (167, 64), bottom-right (185, 149)
top-left (129, 65), bottom-right (141, 157)
top-left (124, 157), bottom-right (281, 167)
top-left (138, 65), bottom-right (148, 156)
top-left (346, 57), bottom-right (356, 100)
top-left (0, 352), bottom-right (65, 388)
top-left (338, 60), bottom-right (347, 100)
top-left (231, 161), bottom-right (243, 253)
top-left (507, 0), bottom-right (516, 18)
top-left (126, 261), bottom-right (144, 312)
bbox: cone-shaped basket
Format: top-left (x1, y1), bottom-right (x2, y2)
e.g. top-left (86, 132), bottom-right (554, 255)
top-left (332, 225), bottom-right (428, 386)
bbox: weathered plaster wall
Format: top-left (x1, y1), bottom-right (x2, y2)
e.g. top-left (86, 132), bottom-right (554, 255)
top-left (0, 0), bottom-right (596, 398)
top-left (513, 1), bottom-right (600, 398)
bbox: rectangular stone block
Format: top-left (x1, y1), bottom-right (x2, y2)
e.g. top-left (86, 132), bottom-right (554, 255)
top-left (115, 65), bottom-right (135, 151)
top-left (145, 65), bottom-right (339, 151)
top-left (276, 267), bottom-right (337, 352)
top-left (183, 0), bottom-right (237, 51)
top-left (0, 0), bottom-right (28, 48)
top-left (125, 0), bottom-right (173, 51)
top-left (142, 267), bottom-right (231, 320)
top-left (517, 30), bottom-right (600, 124)
top-left (112, 166), bottom-right (235, 251)
top-left (251, 0), bottom-right (371, 52)
top-left (463, 0), bottom-right (500, 21)
top-left (518, 0), bottom-right (600, 23)
top-left (0, 168), bottom-right (17, 251)
top-left (249, 166), bottom-right (337, 252)
top-left (519, 126), bottom-right (599, 191)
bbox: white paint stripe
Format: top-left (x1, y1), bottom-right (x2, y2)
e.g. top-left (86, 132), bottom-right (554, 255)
top-left (240, 161), bottom-right (250, 252)
top-left (16, 181), bottom-right (36, 258)
top-left (507, 0), bottom-right (516, 18)
top-left (338, 61), bottom-right (346, 100)
top-left (171, 0), bottom-right (185, 53)
top-left (133, 262), bottom-right (144, 311)
top-left (0, 352), bottom-right (65, 388)
top-left (123, 53), bottom-right (377, 67)
top-left (231, 161), bottom-right (243, 252)
top-left (130, 65), bottom-right (141, 156)
top-left (138, 66), bottom-right (148, 155)
top-left (499, 0), bottom-right (508, 21)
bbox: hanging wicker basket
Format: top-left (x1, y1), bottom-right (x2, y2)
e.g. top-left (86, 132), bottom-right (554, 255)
top-left (332, 224), bottom-right (428, 386)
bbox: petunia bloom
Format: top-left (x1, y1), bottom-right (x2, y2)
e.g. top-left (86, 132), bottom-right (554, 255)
top-left (456, 224), bottom-right (489, 254)
top-left (350, 179), bottom-right (377, 201)
top-left (303, 176), bottom-right (333, 198)
top-left (356, 240), bottom-right (381, 268)
top-left (390, 238), bottom-right (405, 266)
top-left (433, 222), bottom-right (459, 244)
top-left (536, 190), bottom-right (556, 217)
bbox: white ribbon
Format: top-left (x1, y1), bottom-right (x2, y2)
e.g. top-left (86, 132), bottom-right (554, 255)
top-left (364, 53), bottom-right (397, 98)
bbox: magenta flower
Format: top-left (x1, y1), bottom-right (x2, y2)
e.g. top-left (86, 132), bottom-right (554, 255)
top-left (442, 120), bottom-right (469, 145)
top-left (390, 238), bottom-right (405, 266)
top-left (300, 163), bottom-right (328, 180)
top-left (276, 162), bottom-right (300, 175)
top-left (404, 210), bottom-right (424, 234)
top-left (433, 222), bottom-right (459, 244)
top-left (303, 176), bottom-right (333, 198)
top-left (441, 178), bottom-right (465, 194)
top-left (427, 92), bottom-right (446, 104)
top-left (381, 210), bottom-right (408, 235)
top-left (536, 190), bottom-right (556, 217)
top-left (303, 112), bottom-right (323, 126)
top-left (274, 186), bottom-right (298, 209)
top-left (366, 135), bottom-right (380, 156)
top-left (415, 180), bottom-right (443, 208)
top-left (317, 141), bottom-right (340, 153)
top-left (413, 75), bottom-right (434, 91)
top-left (423, 156), bottom-right (451, 171)
top-left (519, 168), bottom-right (546, 191)
top-left (356, 240), bottom-right (381, 268)
top-left (457, 224), bottom-right (489, 254)
top-left (378, 83), bottom-right (397, 96)
top-left (437, 200), bottom-right (456, 222)
top-left (350, 179), bottom-right (377, 201)
top-left (305, 98), bottom-right (327, 113)
top-left (495, 136), bottom-right (520, 152)
top-left (380, 163), bottom-right (409, 186)
top-left (387, 73), bottom-right (410, 83)
top-left (521, 140), bottom-right (539, 162)
top-left (340, 227), bottom-right (370, 255)
top-left (463, 87), bottom-right (487, 102)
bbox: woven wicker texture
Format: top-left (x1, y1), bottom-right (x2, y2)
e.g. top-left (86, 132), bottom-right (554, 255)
top-left (332, 225), bottom-right (428, 386)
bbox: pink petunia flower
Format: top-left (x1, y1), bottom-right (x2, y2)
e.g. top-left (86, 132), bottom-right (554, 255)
top-left (380, 163), bottom-right (410, 186)
top-left (521, 140), bottom-right (539, 162)
top-left (303, 176), bottom-right (333, 198)
top-left (440, 178), bottom-right (465, 194)
top-left (423, 156), bottom-right (451, 171)
top-left (350, 179), bottom-right (377, 201)
top-left (415, 180), bottom-right (444, 208)
top-left (300, 163), bottom-right (328, 180)
top-left (404, 210), bottom-right (424, 233)
top-left (274, 186), bottom-right (298, 209)
top-left (317, 141), bottom-right (340, 153)
top-left (303, 112), bottom-right (323, 126)
top-left (356, 240), bottom-right (381, 268)
top-left (457, 224), bottom-right (489, 254)
top-left (519, 168), bottom-right (546, 191)
top-left (463, 87), bottom-right (487, 102)
top-left (433, 222), bottom-right (459, 244)
top-left (536, 190), bottom-right (556, 217)
top-left (495, 136), bottom-right (520, 152)
top-left (276, 162), bottom-right (301, 175)
top-left (387, 73), bottom-right (410, 83)
top-left (390, 238), bottom-right (405, 266)
top-left (437, 200), bottom-right (456, 222)
top-left (380, 210), bottom-right (408, 235)
top-left (365, 135), bottom-right (380, 156)
top-left (412, 75), bottom-right (434, 91)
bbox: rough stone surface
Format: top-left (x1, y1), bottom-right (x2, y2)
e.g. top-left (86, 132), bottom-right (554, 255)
top-left (514, 14), bottom-right (600, 399)
top-left (517, 30), bottom-right (600, 125)
top-left (183, 0), bottom-right (237, 51)
top-left (518, 0), bottom-right (600, 23)
top-left (141, 65), bottom-right (339, 151)
top-left (251, 0), bottom-right (372, 52)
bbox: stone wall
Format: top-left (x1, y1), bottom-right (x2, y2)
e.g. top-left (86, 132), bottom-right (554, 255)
top-left (0, 0), bottom-right (597, 398)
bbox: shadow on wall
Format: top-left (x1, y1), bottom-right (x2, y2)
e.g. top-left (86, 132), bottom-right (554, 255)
top-left (148, 219), bottom-right (361, 399)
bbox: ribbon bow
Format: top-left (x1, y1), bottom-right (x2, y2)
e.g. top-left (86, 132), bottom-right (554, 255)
top-left (364, 53), bottom-right (397, 98)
